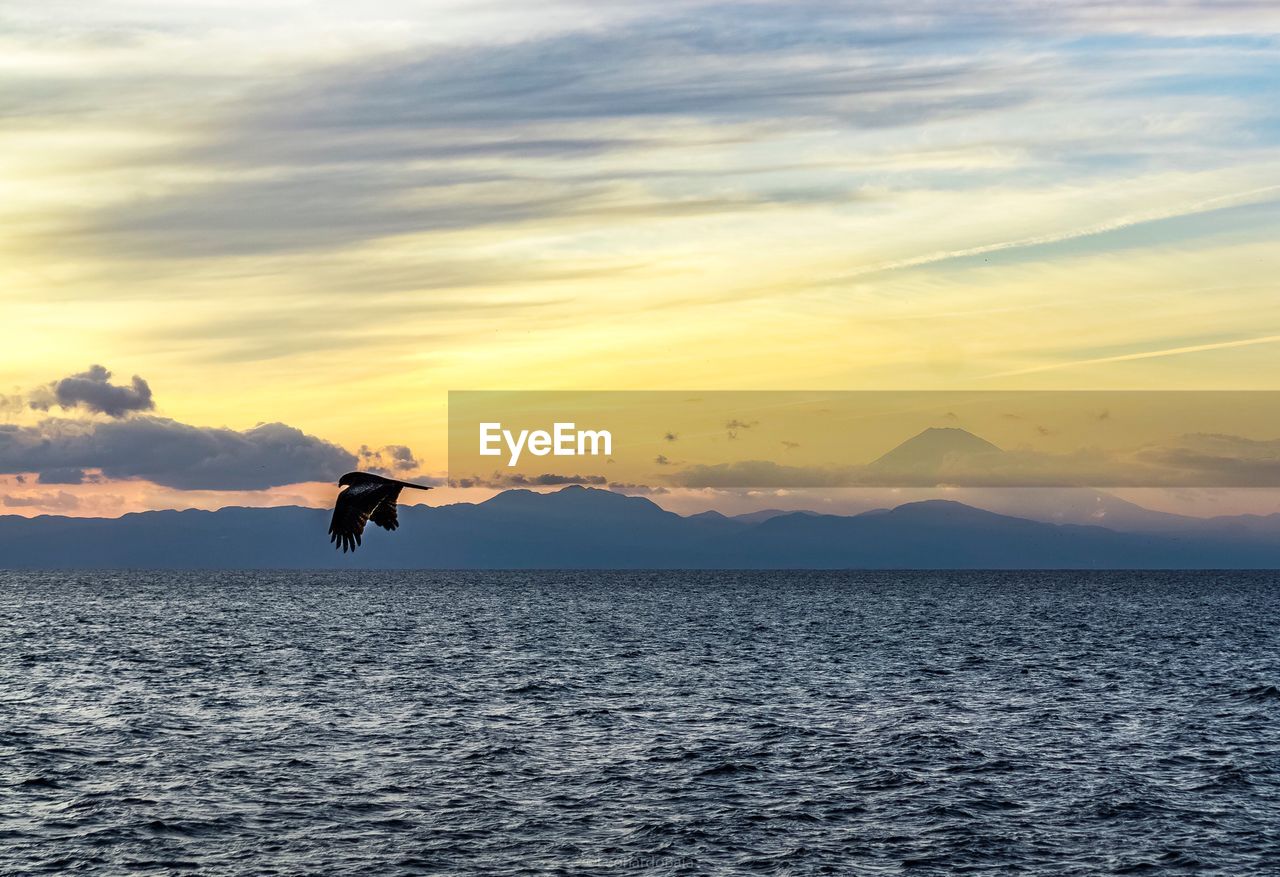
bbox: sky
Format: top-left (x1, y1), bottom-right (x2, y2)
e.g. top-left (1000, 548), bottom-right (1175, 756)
top-left (2, 0), bottom-right (1280, 518)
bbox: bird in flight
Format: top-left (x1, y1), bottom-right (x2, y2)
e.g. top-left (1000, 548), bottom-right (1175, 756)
top-left (328, 472), bottom-right (433, 553)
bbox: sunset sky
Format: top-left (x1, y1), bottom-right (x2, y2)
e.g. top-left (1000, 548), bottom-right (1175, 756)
top-left (3, 1), bottom-right (1279, 517)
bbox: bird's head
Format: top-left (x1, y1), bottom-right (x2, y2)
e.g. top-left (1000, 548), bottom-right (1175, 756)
top-left (337, 472), bottom-right (362, 488)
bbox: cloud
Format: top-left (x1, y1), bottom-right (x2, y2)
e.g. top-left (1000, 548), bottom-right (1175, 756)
top-left (36, 467), bottom-right (89, 485)
top-left (51, 3), bottom-right (1045, 261)
top-left (663, 432), bottom-right (1280, 488)
top-left (3, 491), bottom-right (80, 512)
top-left (359, 443), bottom-right (421, 477)
top-left (0, 364), bottom-right (432, 492)
top-left (80, 168), bottom-right (865, 259)
top-left (989, 330), bottom-right (1280, 378)
top-left (1134, 433), bottom-right (1280, 486)
top-left (607, 482), bottom-right (669, 496)
top-left (140, 285), bottom-right (577, 365)
top-left (222, 6), bottom-right (1025, 157)
top-left (668, 460), bottom-right (857, 488)
top-left (10, 0), bottom-right (1280, 264)
top-left (0, 416), bottom-right (357, 490)
top-left (28, 365), bottom-right (154, 418)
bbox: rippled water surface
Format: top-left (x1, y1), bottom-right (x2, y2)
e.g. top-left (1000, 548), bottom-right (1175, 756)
top-left (2, 571), bottom-right (1279, 875)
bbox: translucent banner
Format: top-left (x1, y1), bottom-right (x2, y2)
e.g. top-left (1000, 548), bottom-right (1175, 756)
top-left (448, 391), bottom-right (1280, 488)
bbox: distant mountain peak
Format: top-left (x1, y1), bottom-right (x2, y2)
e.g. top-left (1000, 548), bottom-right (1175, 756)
top-left (882, 498), bottom-right (1008, 521)
top-left (479, 485), bottom-right (671, 518)
top-left (870, 427), bottom-right (1003, 470)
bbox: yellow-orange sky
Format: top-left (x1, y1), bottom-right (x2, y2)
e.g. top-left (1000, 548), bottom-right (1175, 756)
top-left (3, 1), bottom-right (1280, 517)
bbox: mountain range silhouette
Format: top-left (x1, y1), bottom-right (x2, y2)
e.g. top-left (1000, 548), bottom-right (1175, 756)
top-left (4, 485), bottom-right (1280, 569)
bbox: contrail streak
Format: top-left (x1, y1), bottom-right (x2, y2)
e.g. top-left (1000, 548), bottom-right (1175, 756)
top-left (832, 183), bottom-right (1280, 283)
top-left (988, 332), bottom-right (1280, 378)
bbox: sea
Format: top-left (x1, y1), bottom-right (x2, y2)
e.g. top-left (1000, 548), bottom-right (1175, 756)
top-left (1, 570), bottom-right (1277, 875)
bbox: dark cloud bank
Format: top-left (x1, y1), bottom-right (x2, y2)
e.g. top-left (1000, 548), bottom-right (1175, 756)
top-left (0, 365), bottom-right (418, 491)
top-left (0, 418), bottom-right (356, 490)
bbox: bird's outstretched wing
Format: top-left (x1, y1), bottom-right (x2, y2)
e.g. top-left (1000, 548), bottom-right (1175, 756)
top-left (329, 481), bottom-right (392, 552)
top-left (369, 488), bottom-right (403, 532)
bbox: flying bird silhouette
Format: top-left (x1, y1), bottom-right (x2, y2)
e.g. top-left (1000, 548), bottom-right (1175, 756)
top-left (329, 472), bottom-right (433, 553)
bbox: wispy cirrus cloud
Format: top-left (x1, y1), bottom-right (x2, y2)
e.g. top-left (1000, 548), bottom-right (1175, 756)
top-left (32, 0), bottom-right (1279, 263)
